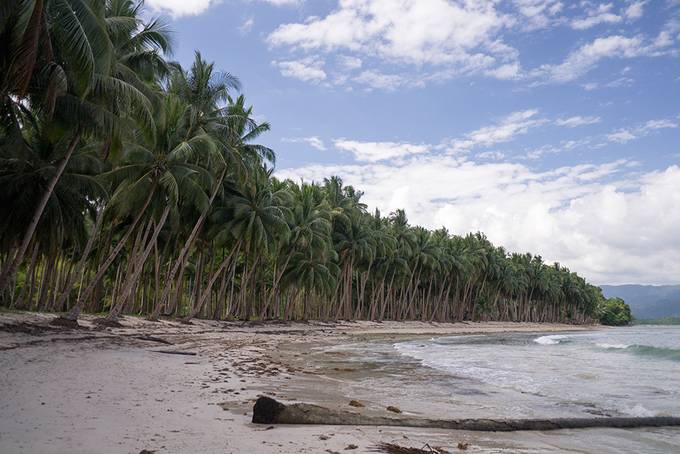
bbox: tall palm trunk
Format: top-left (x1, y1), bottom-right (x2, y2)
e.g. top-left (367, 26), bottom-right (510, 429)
top-left (106, 205), bottom-right (171, 321)
top-left (53, 209), bottom-right (106, 312)
top-left (63, 186), bottom-right (155, 321)
top-left (0, 132), bottom-right (81, 291)
top-left (184, 240), bottom-right (241, 322)
top-left (150, 168), bottom-right (225, 320)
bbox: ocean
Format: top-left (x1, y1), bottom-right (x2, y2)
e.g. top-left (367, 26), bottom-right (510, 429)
top-left (314, 326), bottom-right (680, 452)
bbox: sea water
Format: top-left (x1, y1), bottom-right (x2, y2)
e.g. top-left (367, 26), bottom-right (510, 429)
top-left (313, 326), bottom-right (680, 452)
top-left (393, 326), bottom-right (680, 419)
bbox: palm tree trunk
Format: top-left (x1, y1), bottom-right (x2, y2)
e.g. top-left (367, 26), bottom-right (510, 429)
top-left (151, 168), bottom-right (226, 320)
top-left (0, 132), bottom-right (81, 291)
top-left (63, 186), bottom-right (155, 321)
top-left (106, 205), bottom-right (171, 321)
top-left (185, 240), bottom-right (242, 321)
top-left (52, 209), bottom-right (104, 314)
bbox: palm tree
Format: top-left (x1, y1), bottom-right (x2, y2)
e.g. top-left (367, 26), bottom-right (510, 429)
top-left (61, 93), bottom-right (215, 323)
top-left (0, 0), bottom-right (161, 291)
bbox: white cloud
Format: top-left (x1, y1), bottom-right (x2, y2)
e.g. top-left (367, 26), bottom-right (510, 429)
top-left (239, 17), bottom-right (254, 33)
top-left (337, 55), bottom-right (363, 71)
top-left (333, 139), bottom-right (430, 162)
top-left (607, 129), bottom-right (637, 143)
top-left (448, 109), bottom-right (548, 153)
top-left (144, 0), bottom-right (300, 17)
top-left (624, 1), bottom-right (646, 20)
top-left (278, 156), bottom-right (680, 284)
top-left (570, 3), bottom-right (622, 30)
top-left (273, 57), bottom-right (327, 82)
top-left (267, 0), bottom-right (511, 65)
top-left (146, 0), bottom-right (218, 17)
top-left (259, 0), bottom-right (302, 5)
top-left (283, 136), bottom-right (327, 150)
top-left (607, 118), bottom-right (679, 143)
top-left (522, 139), bottom-right (589, 160)
top-left (535, 34), bottom-right (667, 83)
top-left (267, 0), bottom-right (519, 88)
top-left (485, 62), bottom-right (522, 80)
top-left (512, 0), bottom-right (564, 30)
top-left (555, 116), bottom-right (601, 127)
top-left (477, 151), bottom-right (506, 160)
top-left (353, 70), bottom-right (411, 91)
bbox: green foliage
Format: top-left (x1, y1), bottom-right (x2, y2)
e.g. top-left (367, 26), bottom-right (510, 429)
top-left (0, 1), bottom-right (605, 324)
top-left (598, 297), bottom-right (632, 326)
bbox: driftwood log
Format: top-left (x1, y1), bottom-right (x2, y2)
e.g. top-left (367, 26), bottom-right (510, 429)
top-left (252, 397), bottom-right (680, 432)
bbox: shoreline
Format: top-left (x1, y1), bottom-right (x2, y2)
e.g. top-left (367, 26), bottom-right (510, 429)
top-left (0, 312), bottom-right (606, 453)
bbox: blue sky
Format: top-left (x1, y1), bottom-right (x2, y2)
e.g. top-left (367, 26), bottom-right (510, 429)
top-left (149, 0), bottom-right (680, 285)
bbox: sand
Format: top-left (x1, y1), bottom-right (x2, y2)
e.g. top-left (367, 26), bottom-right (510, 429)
top-left (0, 312), bottom-right (639, 453)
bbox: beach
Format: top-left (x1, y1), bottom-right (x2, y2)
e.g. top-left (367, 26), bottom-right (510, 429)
top-left (2, 313), bottom-right (678, 453)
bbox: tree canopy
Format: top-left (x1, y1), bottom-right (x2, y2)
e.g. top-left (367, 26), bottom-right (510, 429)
top-left (598, 297), bottom-right (632, 326)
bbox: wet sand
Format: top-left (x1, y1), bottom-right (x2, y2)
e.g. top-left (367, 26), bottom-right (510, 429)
top-left (5, 312), bottom-right (670, 453)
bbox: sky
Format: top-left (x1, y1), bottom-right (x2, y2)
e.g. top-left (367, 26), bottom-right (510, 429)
top-left (148, 0), bottom-right (680, 286)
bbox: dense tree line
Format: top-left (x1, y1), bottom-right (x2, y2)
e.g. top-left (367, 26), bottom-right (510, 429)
top-left (0, 0), bottom-right (605, 326)
top-left (598, 297), bottom-right (632, 326)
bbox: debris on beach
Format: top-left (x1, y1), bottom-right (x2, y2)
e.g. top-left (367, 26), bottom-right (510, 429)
top-left (369, 442), bottom-right (451, 453)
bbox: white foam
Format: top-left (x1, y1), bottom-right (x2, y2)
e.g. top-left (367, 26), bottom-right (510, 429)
top-left (623, 404), bottom-right (655, 417)
top-left (596, 343), bottom-right (630, 349)
top-left (533, 334), bottom-right (569, 345)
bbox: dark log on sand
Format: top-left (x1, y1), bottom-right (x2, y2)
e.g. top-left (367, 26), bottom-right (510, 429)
top-left (252, 397), bottom-right (680, 432)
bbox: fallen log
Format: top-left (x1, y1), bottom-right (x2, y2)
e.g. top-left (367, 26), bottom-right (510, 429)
top-left (252, 397), bottom-right (680, 432)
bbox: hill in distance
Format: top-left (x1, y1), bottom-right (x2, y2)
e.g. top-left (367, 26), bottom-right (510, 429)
top-left (600, 285), bottom-right (680, 320)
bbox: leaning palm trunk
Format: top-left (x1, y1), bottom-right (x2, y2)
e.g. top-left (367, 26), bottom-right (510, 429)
top-left (183, 239), bottom-right (242, 322)
top-left (62, 187), bottom-right (155, 321)
top-left (149, 168), bottom-right (226, 321)
top-left (0, 133), bottom-right (81, 291)
top-left (105, 205), bottom-right (171, 322)
top-left (53, 209), bottom-right (106, 313)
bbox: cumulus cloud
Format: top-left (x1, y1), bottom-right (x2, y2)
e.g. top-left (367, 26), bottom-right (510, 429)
top-left (278, 156), bottom-right (680, 284)
top-left (263, 1), bottom-right (675, 89)
top-left (625, 1), bottom-right (646, 20)
top-left (447, 109), bottom-right (548, 153)
top-left (146, 0), bottom-right (217, 17)
top-left (333, 139), bottom-right (431, 162)
top-left (267, 0), bottom-right (511, 65)
top-left (512, 0), bottom-right (564, 30)
top-left (266, 0), bottom-right (520, 88)
top-left (144, 0), bottom-right (301, 17)
top-left (273, 57), bottom-right (327, 82)
top-left (283, 136), bottom-right (327, 150)
top-left (337, 55), bottom-right (363, 71)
